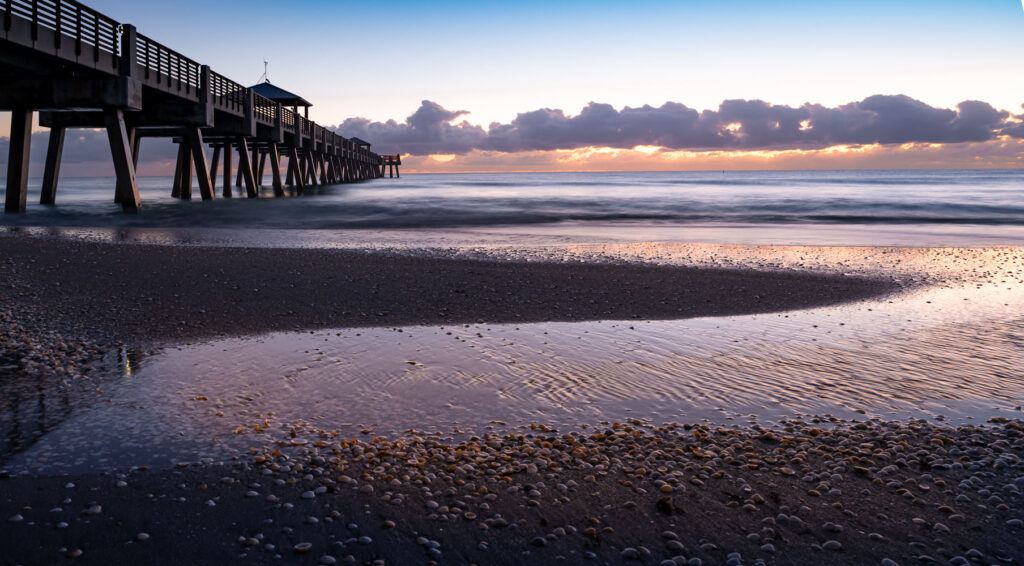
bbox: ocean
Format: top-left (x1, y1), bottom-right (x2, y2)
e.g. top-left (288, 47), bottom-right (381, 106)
top-left (3, 169), bottom-right (1024, 246)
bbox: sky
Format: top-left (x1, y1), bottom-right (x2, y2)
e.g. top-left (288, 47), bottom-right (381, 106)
top-left (2, 0), bottom-right (1024, 173)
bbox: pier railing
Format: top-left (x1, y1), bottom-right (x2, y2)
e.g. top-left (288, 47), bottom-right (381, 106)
top-left (134, 32), bottom-right (201, 98)
top-left (210, 70), bottom-right (245, 115)
top-left (3, 0), bottom-right (121, 72)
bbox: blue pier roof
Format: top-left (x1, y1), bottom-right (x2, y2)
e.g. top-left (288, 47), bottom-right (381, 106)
top-left (248, 80), bottom-right (312, 108)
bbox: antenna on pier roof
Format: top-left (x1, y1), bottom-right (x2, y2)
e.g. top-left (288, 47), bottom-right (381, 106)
top-left (258, 59), bottom-right (269, 84)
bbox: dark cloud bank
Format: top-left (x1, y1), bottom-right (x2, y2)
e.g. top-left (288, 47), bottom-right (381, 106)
top-left (1, 95), bottom-right (1021, 169)
top-left (332, 95), bottom-right (1022, 155)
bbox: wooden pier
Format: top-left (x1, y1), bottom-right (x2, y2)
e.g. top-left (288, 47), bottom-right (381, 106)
top-left (1, 0), bottom-right (390, 213)
top-left (381, 155), bottom-right (401, 178)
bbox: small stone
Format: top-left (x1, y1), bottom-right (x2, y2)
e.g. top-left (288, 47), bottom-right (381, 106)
top-left (358, 536), bottom-right (372, 544)
top-left (880, 559), bottom-right (900, 566)
top-left (301, 491), bottom-right (316, 499)
top-left (83, 505), bottom-right (102, 515)
top-left (294, 542), bottom-right (313, 553)
top-left (620, 548), bottom-right (641, 560)
top-left (320, 556), bottom-right (337, 565)
top-left (8, 514), bottom-right (23, 522)
top-left (822, 540), bottom-right (842, 551)
top-left (530, 536), bottom-right (547, 547)
top-left (136, 533), bottom-right (150, 541)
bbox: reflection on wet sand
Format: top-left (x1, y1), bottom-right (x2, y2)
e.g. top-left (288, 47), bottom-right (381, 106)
top-left (4, 243), bottom-right (1022, 475)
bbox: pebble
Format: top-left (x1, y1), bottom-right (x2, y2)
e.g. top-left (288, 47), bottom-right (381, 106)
top-left (83, 505), bottom-right (102, 515)
top-left (136, 533), bottom-right (150, 541)
top-left (320, 556), bottom-right (337, 565)
top-left (294, 543), bottom-right (313, 553)
top-left (822, 540), bottom-right (842, 551)
top-left (301, 491), bottom-right (316, 499)
top-left (620, 548), bottom-right (641, 560)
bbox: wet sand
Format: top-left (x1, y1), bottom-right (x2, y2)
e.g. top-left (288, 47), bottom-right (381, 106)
top-left (0, 234), bottom-right (899, 344)
top-left (2, 233), bottom-right (1023, 565)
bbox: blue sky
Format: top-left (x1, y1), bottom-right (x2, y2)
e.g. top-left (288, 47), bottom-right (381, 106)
top-left (80, 0), bottom-right (1024, 127)
top-left (4, 0), bottom-right (1024, 174)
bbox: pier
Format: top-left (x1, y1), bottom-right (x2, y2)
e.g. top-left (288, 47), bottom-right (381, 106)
top-left (1, 0), bottom-right (389, 213)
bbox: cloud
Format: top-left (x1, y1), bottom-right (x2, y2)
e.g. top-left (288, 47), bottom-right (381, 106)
top-left (2, 95), bottom-right (1017, 176)
top-left (332, 95), bottom-right (1013, 155)
top-left (333, 100), bottom-right (487, 155)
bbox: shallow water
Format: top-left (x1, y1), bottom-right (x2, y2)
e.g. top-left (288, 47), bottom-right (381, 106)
top-left (6, 243), bottom-right (1023, 475)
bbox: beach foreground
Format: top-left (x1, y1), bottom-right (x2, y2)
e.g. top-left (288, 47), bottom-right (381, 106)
top-left (1, 233), bottom-right (1022, 565)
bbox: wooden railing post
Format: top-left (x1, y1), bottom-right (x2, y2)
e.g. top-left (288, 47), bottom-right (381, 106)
top-left (54, 0), bottom-right (62, 48)
top-left (74, 6), bottom-right (81, 55)
top-left (199, 64), bottom-right (213, 125)
top-left (273, 102), bottom-right (283, 143)
top-left (30, 0), bottom-right (38, 41)
top-left (119, 24), bottom-right (136, 77)
top-left (243, 88), bottom-right (255, 137)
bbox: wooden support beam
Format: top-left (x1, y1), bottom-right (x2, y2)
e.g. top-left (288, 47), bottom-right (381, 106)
top-left (209, 145), bottom-right (222, 191)
top-left (175, 140), bottom-right (193, 200)
top-left (39, 126), bottom-right (66, 205)
top-left (104, 109), bottom-right (141, 211)
top-left (186, 128), bottom-right (215, 201)
top-left (236, 137), bottom-right (258, 198)
top-left (223, 142), bottom-right (232, 198)
top-left (252, 145), bottom-right (259, 186)
top-left (325, 155), bottom-right (336, 184)
top-left (4, 109), bottom-right (33, 213)
top-left (288, 147), bottom-right (304, 193)
top-left (269, 144), bottom-right (284, 197)
top-left (130, 129), bottom-right (141, 168)
top-left (256, 151), bottom-right (267, 188)
top-left (171, 143), bottom-right (184, 199)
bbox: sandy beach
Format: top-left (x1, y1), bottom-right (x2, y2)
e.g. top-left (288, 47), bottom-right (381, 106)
top-left (1, 232), bottom-right (1022, 565)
